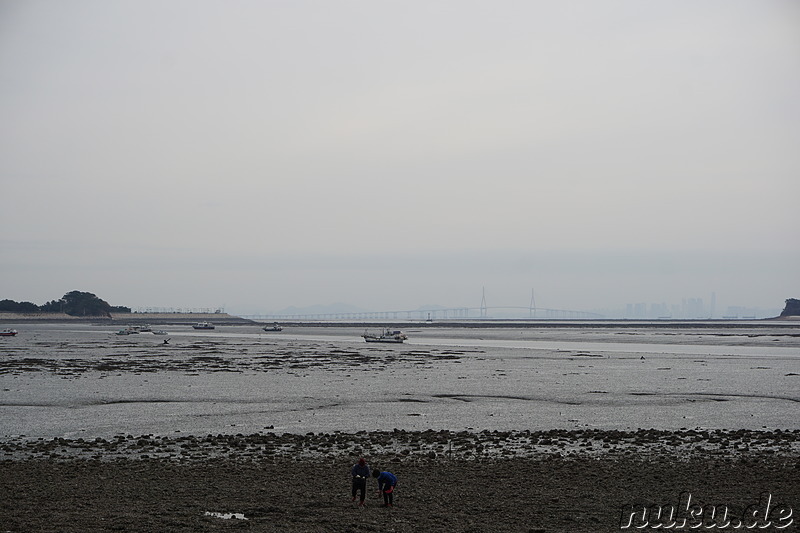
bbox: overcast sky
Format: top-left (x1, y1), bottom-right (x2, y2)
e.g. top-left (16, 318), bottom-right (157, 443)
top-left (1, 0), bottom-right (798, 316)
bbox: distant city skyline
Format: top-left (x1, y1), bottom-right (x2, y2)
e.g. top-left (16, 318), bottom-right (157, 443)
top-left (186, 290), bottom-right (784, 320)
top-left (3, 267), bottom-right (792, 320)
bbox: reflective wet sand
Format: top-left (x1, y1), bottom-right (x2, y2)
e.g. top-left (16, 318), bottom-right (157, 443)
top-left (1, 322), bottom-right (798, 438)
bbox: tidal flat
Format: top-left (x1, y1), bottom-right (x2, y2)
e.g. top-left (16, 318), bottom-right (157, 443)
top-left (1, 321), bottom-right (798, 531)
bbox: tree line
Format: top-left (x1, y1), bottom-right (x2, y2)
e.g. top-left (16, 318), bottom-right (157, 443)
top-left (0, 291), bottom-right (131, 317)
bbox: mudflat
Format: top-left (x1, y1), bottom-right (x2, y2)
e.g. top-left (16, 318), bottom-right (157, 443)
top-left (2, 430), bottom-right (799, 532)
top-left (2, 322), bottom-right (798, 531)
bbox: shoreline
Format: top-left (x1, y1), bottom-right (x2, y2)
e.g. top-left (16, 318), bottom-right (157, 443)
top-left (3, 428), bottom-right (799, 462)
top-left (1, 312), bottom-right (798, 328)
top-left (0, 312), bottom-right (255, 325)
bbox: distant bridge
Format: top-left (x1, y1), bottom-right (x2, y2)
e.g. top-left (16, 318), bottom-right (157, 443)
top-left (245, 306), bottom-right (603, 321)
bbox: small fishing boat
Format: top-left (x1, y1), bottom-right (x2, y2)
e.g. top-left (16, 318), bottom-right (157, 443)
top-left (0, 329), bottom-right (18, 337)
top-left (192, 322), bottom-right (215, 330)
top-left (362, 329), bottom-right (408, 343)
top-left (263, 323), bottom-right (283, 332)
top-left (115, 327), bottom-right (137, 336)
top-left (152, 330), bottom-right (168, 335)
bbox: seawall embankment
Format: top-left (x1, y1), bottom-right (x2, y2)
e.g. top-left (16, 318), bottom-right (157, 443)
top-left (0, 312), bottom-right (254, 325)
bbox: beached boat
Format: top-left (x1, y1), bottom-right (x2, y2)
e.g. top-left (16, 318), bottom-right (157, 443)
top-left (192, 322), bottom-right (215, 330)
top-left (0, 329), bottom-right (18, 337)
top-left (263, 323), bottom-right (283, 332)
top-left (152, 330), bottom-right (168, 336)
top-left (139, 324), bottom-right (152, 332)
top-left (115, 328), bottom-right (136, 336)
top-left (362, 329), bottom-right (408, 343)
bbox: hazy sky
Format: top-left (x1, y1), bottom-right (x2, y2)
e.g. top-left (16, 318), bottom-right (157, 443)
top-left (1, 0), bottom-right (798, 316)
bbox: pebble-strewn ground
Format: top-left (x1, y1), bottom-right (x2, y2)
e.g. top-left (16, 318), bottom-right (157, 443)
top-left (2, 430), bottom-right (799, 532)
top-left (3, 428), bottom-right (800, 461)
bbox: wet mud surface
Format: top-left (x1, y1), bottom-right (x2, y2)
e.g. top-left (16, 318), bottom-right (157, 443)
top-left (2, 429), bottom-right (799, 532)
top-left (2, 323), bottom-right (799, 437)
top-left (0, 337), bottom-right (470, 377)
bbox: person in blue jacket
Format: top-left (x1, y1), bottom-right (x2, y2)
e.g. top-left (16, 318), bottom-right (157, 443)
top-left (372, 469), bottom-right (397, 507)
top-left (350, 458), bottom-right (370, 506)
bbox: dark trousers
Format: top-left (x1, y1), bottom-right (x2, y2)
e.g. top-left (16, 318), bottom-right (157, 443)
top-left (382, 485), bottom-right (395, 505)
top-left (352, 477), bottom-right (366, 502)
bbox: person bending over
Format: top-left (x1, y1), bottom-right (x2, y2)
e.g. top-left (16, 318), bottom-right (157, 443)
top-left (372, 469), bottom-right (397, 507)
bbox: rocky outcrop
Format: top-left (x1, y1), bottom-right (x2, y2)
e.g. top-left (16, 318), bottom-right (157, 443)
top-left (779, 298), bottom-right (800, 317)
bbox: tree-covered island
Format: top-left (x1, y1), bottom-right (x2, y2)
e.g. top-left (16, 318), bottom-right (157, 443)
top-left (0, 291), bottom-right (130, 317)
